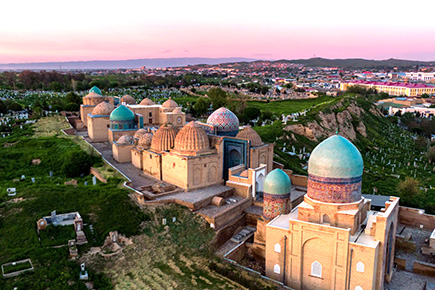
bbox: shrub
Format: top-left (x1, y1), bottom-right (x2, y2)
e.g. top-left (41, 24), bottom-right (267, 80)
top-left (64, 102), bottom-right (80, 112)
top-left (61, 150), bottom-right (93, 177)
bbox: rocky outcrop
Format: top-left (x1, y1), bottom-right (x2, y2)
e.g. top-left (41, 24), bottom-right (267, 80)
top-left (284, 99), bottom-right (381, 141)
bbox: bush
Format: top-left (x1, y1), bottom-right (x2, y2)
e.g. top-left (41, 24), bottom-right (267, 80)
top-left (64, 102), bottom-right (80, 112)
top-left (61, 150), bottom-right (93, 177)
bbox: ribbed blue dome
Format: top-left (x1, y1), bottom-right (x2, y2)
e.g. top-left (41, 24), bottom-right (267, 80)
top-left (89, 86), bottom-right (102, 95)
top-left (264, 169), bottom-right (292, 195)
top-left (110, 105), bottom-right (135, 122)
top-left (308, 135), bottom-right (363, 178)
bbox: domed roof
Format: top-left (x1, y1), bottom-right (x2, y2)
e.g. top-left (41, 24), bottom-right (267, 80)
top-left (264, 169), bottom-right (292, 195)
top-left (133, 129), bottom-right (148, 139)
top-left (207, 107), bottom-right (239, 132)
top-left (151, 124), bottom-right (177, 151)
top-left (137, 133), bottom-right (153, 149)
top-left (162, 97), bottom-right (178, 108)
top-left (110, 105), bottom-right (135, 122)
top-left (308, 135), bottom-right (363, 178)
top-left (236, 126), bottom-right (263, 147)
top-left (140, 98), bottom-right (155, 106)
top-left (121, 95), bottom-right (136, 104)
top-left (92, 102), bottom-right (114, 116)
top-left (117, 135), bottom-right (135, 145)
top-left (89, 86), bottom-right (102, 95)
top-left (174, 122), bottom-right (210, 152)
top-left (84, 92), bottom-right (103, 99)
top-left (172, 107), bottom-right (182, 114)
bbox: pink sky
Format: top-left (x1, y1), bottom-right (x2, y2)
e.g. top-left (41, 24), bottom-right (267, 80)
top-left (1, 0), bottom-right (435, 63)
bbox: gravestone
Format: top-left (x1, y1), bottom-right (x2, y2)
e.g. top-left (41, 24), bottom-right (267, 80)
top-left (31, 177), bottom-right (35, 183)
top-left (51, 210), bottom-right (58, 226)
top-left (92, 176), bottom-right (97, 185)
top-left (79, 263), bottom-right (88, 280)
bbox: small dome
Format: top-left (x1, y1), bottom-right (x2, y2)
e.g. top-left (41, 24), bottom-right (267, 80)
top-left (110, 105), bottom-right (135, 122)
top-left (162, 97), bottom-right (178, 108)
top-left (174, 122), bottom-right (210, 152)
top-left (117, 135), bottom-right (134, 145)
top-left (133, 129), bottom-right (148, 139)
top-left (140, 98), bottom-right (155, 106)
top-left (308, 135), bottom-right (363, 178)
top-left (236, 126), bottom-right (263, 147)
top-left (264, 169), bottom-right (292, 195)
top-left (121, 95), bottom-right (136, 104)
top-left (137, 133), bottom-right (153, 149)
top-left (92, 102), bottom-right (114, 116)
top-left (151, 124), bottom-right (177, 151)
top-left (207, 107), bottom-right (239, 135)
top-left (89, 86), bottom-right (102, 95)
top-left (84, 92), bottom-right (103, 99)
top-left (172, 107), bottom-right (182, 114)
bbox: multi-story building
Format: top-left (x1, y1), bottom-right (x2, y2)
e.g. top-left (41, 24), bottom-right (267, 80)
top-left (340, 80), bottom-right (435, 97)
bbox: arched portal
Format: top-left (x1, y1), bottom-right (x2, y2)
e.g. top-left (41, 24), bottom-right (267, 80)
top-left (255, 173), bottom-right (265, 200)
top-left (229, 149), bottom-right (242, 168)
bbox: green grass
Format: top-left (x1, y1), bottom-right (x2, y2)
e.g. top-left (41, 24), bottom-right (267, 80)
top-left (246, 95), bottom-right (336, 115)
top-left (2, 261), bottom-right (33, 275)
top-left (0, 119), bottom-right (145, 289)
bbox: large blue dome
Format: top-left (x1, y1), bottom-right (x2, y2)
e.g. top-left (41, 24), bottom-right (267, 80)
top-left (264, 169), bottom-right (292, 195)
top-left (89, 86), bottom-right (102, 95)
top-left (110, 105), bottom-right (135, 122)
top-left (308, 135), bottom-right (363, 179)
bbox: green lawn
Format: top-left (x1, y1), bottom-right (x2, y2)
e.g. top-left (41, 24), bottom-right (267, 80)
top-left (245, 95), bottom-right (336, 115)
top-left (0, 120), bottom-right (146, 289)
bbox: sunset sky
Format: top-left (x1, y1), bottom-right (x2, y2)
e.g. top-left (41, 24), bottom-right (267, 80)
top-left (1, 0), bottom-right (435, 63)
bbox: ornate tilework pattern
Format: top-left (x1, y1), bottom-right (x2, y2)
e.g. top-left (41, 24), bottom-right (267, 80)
top-left (207, 107), bottom-right (239, 133)
top-left (307, 174), bottom-right (362, 203)
top-left (263, 192), bottom-right (290, 220)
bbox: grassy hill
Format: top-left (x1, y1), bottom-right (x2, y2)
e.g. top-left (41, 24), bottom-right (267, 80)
top-left (253, 94), bottom-right (434, 213)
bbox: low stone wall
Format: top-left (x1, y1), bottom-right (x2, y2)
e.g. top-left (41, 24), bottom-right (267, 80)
top-left (213, 215), bottom-right (246, 249)
top-left (213, 199), bottom-right (252, 230)
top-left (395, 235), bottom-right (416, 253)
top-left (398, 206), bottom-right (435, 230)
top-left (394, 257), bottom-right (407, 270)
top-left (290, 174), bottom-right (308, 187)
top-left (413, 261), bottom-right (435, 277)
top-left (226, 181), bottom-right (251, 199)
top-left (90, 167), bottom-right (108, 183)
top-left (226, 243), bottom-right (247, 263)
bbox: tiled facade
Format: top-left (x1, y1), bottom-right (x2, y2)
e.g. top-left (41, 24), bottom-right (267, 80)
top-left (307, 174), bottom-right (362, 203)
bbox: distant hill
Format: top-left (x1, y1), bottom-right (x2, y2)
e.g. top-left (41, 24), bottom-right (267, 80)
top-left (277, 57), bottom-right (435, 69)
top-left (0, 57), bottom-right (255, 70)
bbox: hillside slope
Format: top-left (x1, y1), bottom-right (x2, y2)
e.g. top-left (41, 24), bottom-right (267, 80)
top-left (255, 95), bottom-right (434, 212)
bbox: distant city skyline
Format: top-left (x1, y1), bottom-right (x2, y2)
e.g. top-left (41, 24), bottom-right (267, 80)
top-left (2, 0), bottom-right (435, 63)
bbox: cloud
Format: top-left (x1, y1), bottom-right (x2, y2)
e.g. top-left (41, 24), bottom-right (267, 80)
top-left (162, 50), bottom-right (172, 54)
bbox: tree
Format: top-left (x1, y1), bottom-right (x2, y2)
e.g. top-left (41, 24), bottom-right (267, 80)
top-left (396, 177), bottom-right (421, 206)
top-left (400, 112), bottom-right (414, 126)
top-left (193, 97), bottom-right (210, 116)
top-left (0, 100), bottom-right (7, 114)
top-left (65, 92), bottom-right (81, 105)
top-left (243, 107), bottom-right (261, 121)
top-left (208, 87), bottom-right (228, 109)
top-left (64, 103), bottom-right (79, 111)
top-left (427, 146), bottom-right (435, 163)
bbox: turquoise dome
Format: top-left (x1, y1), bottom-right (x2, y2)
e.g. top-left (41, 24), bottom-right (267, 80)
top-left (110, 105), bottom-right (135, 122)
top-left (89, 86), bottom-right (102, 95)
top-left (308, 135), bottom-right (363, 178)
top-left (264, 169), bottom-right (292, 195)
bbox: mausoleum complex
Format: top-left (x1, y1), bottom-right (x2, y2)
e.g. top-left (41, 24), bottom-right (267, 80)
top-left (77, 87), bottom-right (405, 290)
